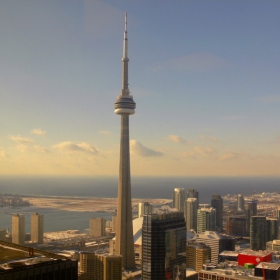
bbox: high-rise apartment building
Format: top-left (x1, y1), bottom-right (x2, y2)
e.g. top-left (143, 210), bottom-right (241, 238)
top-left (237, 194), bottom-right (245, 212)
top-left (266, 217), bottom-right (279, 241)
top-left (114, 13), bottom-right (136, 269)
top-left (250, 216), bottom-right (267, 250)
top-left (273, 205), bottom-right (280, 218)
top-left (185, 198), bottom-right (198, 232)
top-left (0, 229), bottom-right (6, 241)
top-left (142, 212), bottom-right (186, 280)
top-left (226, 216), bottom-right (246, 236)
top-left (12, 214), bottom-right (25, 245)
top-left (197, 207), bottom-right (216, 234)
top-left (31, 212), bottom-right (44, 244)
top-left (90, 217), bottom-right (106, 237)
top-left (194, 231), bottom-right (234, 264)
top-left (138, 202), bottom-right (152, 218)
top-left (173, 188), bottom-right (185, 212)
top-left (245, 200), bottom-right (257, 234)
top-left (187, 189), bottom-right (199, 206)
top-left (211, 194), bottom-right (223, 232)
top-left (186, 241), bottom-right (211, 271)
top-left (79, 252), bottom-right (122, 280)
top-left (111, 215), bottom-right (117, 232)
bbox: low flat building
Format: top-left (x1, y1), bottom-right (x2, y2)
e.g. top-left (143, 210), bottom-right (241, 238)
top-left (0, 240), bottom-right (78, 280)
top-left (267, 239), bottom-right (280, 252)
top-left (255, 262), bottom-right (280, 280)
top-left (238, 249), bottom-right (272, 266)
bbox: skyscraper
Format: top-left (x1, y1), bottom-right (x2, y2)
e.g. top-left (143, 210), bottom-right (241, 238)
top-left (266, 217), bottom-right (279, 242)
top-left (187, 189), bottom-right (199, 207)
top-left (138, 202), bottom-right (152, 218)
top-left (142, 212), bottom-right (186, 280)
top-left (211, 194), bottom-right (223, 232)
top-left (12, 214), bottom-right (25, 245)
top-left (245, 200), bottom-right (257, 235)
top-left (185, 197), bottom-right (198, 232)
top-left (173, 188), bottom-right (185, 212)
top-left (197, 207), bottom-right (216, 233)
top-left (225, 216), bottom-right (246, 236)
top-left (273, 205), bottom-right (280, 218)
top-left (31, 212), bottom-right (44, 244)
top-left (250, 216), bottom-right (267, 250)
top-left (114, 13), bottom-right (135, 269)
top-left (90, 217), bottom-right (106, 237)
top-left (237, 194), bottom-right (245, 212)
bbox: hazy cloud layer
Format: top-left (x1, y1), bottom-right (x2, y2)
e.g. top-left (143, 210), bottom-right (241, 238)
top-left (130, 140), bottom-right (163, 157)
top-left (199, 134), bottom-right (219, 143)
top-left (33, 145), bottom-right (51, 154)
top-left (220, 152), bottom-right (239, 161)
top-left (30, 128), bottom-right (47, 136)
top-left (183, 146), bottom-right (217, 159)
top-left (9, 135), bottom-right (33, 144)
top-left (167, 135), bottom-right (189, 144)
top-left (0, 151), bottom-right (9, 158)
top-left (153, 53), bottom-right (231, 73)
top-left (98, 130), bottom-right (111, 135)
top-left (53, 141), bottom-right (98, 155)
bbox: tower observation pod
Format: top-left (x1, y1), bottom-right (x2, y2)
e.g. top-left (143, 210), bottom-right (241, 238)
top-left (114, 13), bottom-right (136, 115)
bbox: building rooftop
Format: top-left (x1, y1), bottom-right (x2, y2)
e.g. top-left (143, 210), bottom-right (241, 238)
top-left (219, 251), bottom-right (239, 257)
top-left (239, 249), bottom-right (272, 257)
top-left (255, 262), bottom-right (280, 271)
top-left (194, 231), bottom-right (222, 240)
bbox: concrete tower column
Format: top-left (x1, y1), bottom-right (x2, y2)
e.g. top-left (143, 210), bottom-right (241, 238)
top-left (114, 13), bottom-right (135, 269)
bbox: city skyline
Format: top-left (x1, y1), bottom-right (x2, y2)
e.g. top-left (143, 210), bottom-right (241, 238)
top-left (1, 0), bottom-right (280, 177)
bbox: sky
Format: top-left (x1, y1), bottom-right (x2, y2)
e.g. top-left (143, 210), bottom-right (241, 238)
top-left (0, 0), bottom-right (280, 177)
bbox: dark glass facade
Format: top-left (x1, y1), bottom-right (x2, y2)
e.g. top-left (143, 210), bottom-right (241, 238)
top-left (211, 194), bottom-right (223, 232)
top-left (142, 212), bottom-right (186, 280)
top-left (250, 216), bottom-right (267, 250)
top-left (245, 200), bottom-right (257, 235)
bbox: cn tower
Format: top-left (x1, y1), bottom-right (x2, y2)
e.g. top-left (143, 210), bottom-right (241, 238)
top-left (114, 13), bottom-right (135, 269)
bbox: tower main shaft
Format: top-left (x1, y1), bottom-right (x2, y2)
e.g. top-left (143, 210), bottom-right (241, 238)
top-left (114, 12), bottom-right (135, 269)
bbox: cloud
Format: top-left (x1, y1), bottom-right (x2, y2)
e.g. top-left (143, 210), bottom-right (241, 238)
top-left (167, 135), bottom-right (189, 144)
top-left (0, 151), bottom-right (9, 159)
top-left (130, 140), bottom-right (163, 157)
top-left (30, 128), bottom-right (47, 136)
top-left (199, 134), bottom-right (219, 143)
top-left (220, 152), bottom-right (239, 161)
top-left (256, 94), bottom-right (280, 103)
top-left (52, 141), bottom-right (98, 155)
top-left (183, 146), bottom-right (217, 159)
top-left (9, 135), bottom-right (33, 144)
top-left (98, 130), bottom-right (111, 135)
top-left (193, 146), bottom-right (217, 156)
top-left (33, 145), bottom-right (51, 154)
top-left (152, 52), bottom-right (231, 73)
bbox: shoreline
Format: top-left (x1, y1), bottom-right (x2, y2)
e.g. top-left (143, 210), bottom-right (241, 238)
top-left (24, 196), bottom-right (171, 213)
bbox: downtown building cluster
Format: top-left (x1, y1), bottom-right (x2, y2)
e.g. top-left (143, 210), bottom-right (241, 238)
top-left (1, 13), bottom-right (280, 280)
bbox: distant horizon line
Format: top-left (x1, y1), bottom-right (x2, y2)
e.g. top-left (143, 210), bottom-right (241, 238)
top-left (1, 174), bottom-right (280, 178)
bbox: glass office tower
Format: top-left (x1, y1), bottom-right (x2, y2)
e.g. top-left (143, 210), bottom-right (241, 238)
top-left (142, 212), bottom-right (186, 280)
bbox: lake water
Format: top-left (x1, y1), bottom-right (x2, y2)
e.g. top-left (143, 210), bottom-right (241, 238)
top-left (0, 176), bottom-right (279, 232)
